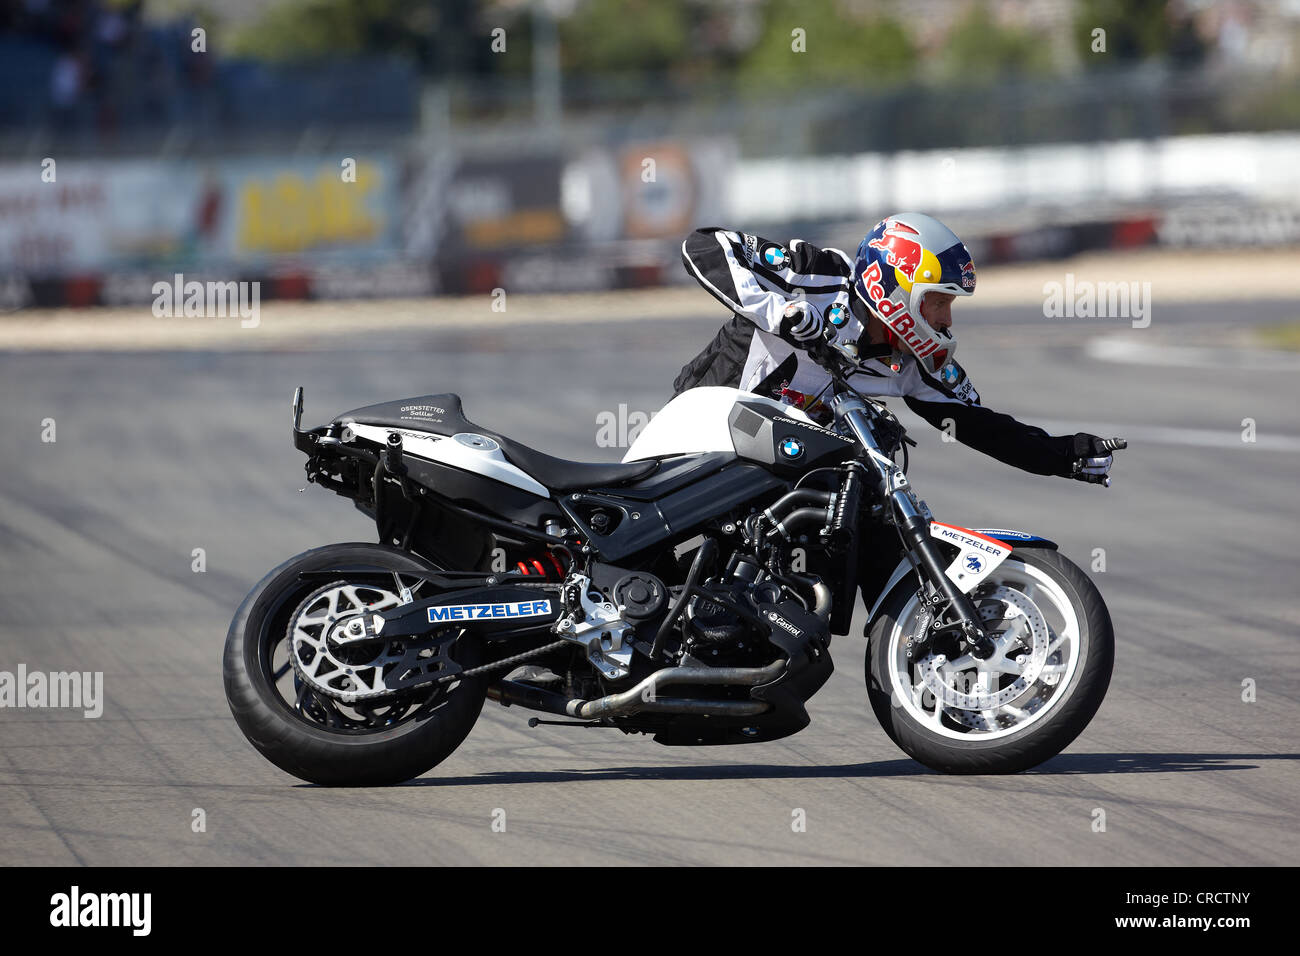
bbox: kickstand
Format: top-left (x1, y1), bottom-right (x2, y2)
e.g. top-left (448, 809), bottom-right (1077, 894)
top-left (527, 717), bottom-right (608, 729)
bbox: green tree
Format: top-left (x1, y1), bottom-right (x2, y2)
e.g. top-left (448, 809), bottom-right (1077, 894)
top-left (738, 0), bottom-right (915, 86)
top-left (1073, 0), bottom-right (1196, 66)
top-left (229, 0), bottom-right (493, 76)
top-left (937, 2), bottom-right (1057, 81)
top-left (557, 0), bottom-right (693, 74)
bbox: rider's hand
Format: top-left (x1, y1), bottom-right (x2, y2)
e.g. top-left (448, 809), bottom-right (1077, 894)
top-left (779, 300), bottom-right (824, 345)
top-left (1068, 434), bottom-right (1127, 486)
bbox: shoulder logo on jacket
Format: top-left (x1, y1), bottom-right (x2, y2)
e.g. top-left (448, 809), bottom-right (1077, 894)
top-left (953, 379), bottom-right (978, 404)
top-left (933, 360), bottom-right (977, 403)
top-left (762, 244), bottom-right (789, 269)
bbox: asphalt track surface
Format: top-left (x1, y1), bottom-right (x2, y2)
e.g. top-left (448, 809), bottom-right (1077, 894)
top-left (1, 298), bottom-right (1298, 866)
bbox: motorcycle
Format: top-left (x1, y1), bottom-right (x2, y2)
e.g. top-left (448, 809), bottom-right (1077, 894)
top-left (223, 329), bottom-right (1114, 785)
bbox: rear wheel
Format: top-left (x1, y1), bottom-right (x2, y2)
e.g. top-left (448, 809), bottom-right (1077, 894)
top-left (223, 543), bottom-right (485, 786)
top-left (866, 548), bottom-right (1112, 773)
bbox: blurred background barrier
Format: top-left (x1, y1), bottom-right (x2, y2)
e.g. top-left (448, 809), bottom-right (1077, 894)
top-left (1, 0), bottom-right (1298, 308)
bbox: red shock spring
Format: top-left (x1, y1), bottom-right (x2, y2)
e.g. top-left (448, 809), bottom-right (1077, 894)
top-left (514, 549), bottom-right (567, 580)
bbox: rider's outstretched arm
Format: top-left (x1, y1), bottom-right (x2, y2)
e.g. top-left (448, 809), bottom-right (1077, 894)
top-left (898, 361), bottom-right (1078, 477)
top-left (904, 393), bottom-right (1077, 476)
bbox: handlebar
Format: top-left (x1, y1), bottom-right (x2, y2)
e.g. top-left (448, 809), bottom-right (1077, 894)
top-left (799, 327), bottom-right (914, 458)
top-left (803, 325), bottom-right (861, 383)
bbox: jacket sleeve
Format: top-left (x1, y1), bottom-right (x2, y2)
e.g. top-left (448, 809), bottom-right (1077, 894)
top-left (900, 361), bottom-right (1075, 477)
top-left (681, 228), bottom-right (847, 335)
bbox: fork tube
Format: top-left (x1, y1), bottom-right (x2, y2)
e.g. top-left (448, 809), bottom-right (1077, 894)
top-left (837, 400), bottom-right (990, 649)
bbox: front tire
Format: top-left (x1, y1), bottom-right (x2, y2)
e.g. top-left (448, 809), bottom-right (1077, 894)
top-left (223, 543), bottom-right (485, 786)
top-left (866, 547), bottom-right (1113, 774)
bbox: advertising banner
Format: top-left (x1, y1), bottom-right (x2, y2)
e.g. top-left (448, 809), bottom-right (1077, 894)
top-left (0, 155), bottom-right (401, 276)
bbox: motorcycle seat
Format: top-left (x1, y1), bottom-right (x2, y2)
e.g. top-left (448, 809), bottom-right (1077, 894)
top-left (340, 393), bottom-right (659, 493)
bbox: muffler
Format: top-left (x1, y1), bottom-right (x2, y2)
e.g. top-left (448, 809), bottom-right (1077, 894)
top-left (487, 659), bottom-right (785, 720)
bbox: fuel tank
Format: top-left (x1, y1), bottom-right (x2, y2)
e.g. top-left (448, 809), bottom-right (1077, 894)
top-left (624, 386), bottom-right (856, 477)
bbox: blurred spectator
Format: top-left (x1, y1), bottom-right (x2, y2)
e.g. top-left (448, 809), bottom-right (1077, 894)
top-left (49, 48), bottom-right (84, 128)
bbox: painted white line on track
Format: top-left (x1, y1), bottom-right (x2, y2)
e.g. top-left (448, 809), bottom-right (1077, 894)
top-left (1036, 420), bottom-right (1300, 453)
top-left (1085, 335), bottom-right (1300, 371)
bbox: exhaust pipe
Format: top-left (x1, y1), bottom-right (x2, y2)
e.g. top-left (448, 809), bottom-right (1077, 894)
top-left (571, 660), bottom-right (784, 719)
top-left (794, 576), bottom-right (832, 621)
top-left (487, 659), bottom-right (784, 720)
top-left (615, 698), bottom-right (768, 716)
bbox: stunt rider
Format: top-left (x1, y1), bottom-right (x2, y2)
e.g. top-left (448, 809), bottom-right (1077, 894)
top-left (673, 213), bottom-right (1126, 485)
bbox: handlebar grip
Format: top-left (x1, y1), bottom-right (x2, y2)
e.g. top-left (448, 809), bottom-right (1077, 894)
top-left (383, 431), bottom-right (406, 476)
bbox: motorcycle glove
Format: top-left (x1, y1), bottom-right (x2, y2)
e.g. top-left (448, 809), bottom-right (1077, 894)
top-left (1068, 433), bottom-right (1127, 486)
top-left (779, 300), bottom-right (824, 344)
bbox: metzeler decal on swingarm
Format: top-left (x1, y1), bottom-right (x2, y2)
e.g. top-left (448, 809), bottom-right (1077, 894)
top-left (427, 600), bottom-right (552, 623)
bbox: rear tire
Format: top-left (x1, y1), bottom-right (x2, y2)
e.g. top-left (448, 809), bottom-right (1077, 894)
top-left (866, 547), bottom-right (1112, 774)
top-left (223, 543), bottom-right (485, 786)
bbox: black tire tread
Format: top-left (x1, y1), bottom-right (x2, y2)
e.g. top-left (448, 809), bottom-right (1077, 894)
top-left (222, 543), bottom-right (485, 786)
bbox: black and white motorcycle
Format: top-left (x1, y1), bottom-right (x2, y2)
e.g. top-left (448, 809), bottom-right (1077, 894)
top-left (223, 332), bottom-right (1114, 785)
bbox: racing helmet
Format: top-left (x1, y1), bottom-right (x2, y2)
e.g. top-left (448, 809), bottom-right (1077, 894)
top-left (851, 213), bottom-right (976, 376)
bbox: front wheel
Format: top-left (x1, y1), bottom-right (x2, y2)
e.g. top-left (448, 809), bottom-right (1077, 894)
top-left (866, 547), bottom-right (1113, 774)
top-left (223, 543), bottom-right (485, 786)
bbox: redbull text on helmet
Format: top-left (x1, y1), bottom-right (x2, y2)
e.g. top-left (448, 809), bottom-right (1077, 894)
top-left (858, 259), bottom-right (943, 359)
top-left (883, 311), bottom-right (943, 358)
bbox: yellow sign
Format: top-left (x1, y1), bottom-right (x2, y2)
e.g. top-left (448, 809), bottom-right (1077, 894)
top-left (238, 164), bottom-right (382, 253)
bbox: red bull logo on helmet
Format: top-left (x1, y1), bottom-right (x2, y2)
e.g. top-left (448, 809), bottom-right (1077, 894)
top-left (960, 259), bottom-right (976, 290)
top-left (868, 220), bottom-right (924, 282)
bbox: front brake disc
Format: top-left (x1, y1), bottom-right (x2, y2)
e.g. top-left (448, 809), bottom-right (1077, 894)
top-left (916, 585), bottom-right (1050, 714)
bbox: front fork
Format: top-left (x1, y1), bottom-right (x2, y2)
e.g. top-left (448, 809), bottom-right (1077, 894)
top-left (834, 396), bottom-right (996, 660)
top-left (888, 500), bottom-right (996, 660)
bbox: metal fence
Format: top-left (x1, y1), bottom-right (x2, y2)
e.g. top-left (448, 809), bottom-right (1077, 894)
top-left (4, 51), bottom-right (1299, 160)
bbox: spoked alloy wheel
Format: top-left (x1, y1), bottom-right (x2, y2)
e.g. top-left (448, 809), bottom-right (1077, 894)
top-left (283, 580), bottom-right (461, 728)
top-left (866, 548), bottom-right (1113, 773)
top-left (224, 543), bottom-right (485, 786)
top-left (895, 562), bottom-right (1078, 740)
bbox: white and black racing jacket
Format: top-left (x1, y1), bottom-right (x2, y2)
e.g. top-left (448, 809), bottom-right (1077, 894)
top-left (673, 227), bottom-right (1080, 478)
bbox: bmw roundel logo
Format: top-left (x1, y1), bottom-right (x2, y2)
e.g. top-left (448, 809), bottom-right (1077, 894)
top-left (826, 303), bottom-right (848, 327)
top-left (764, 245), bottom-right (789, 269)
top-left (780, 437), bottom-right (805, 460)
top-left (940, 362), bottom-right (960, 385)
